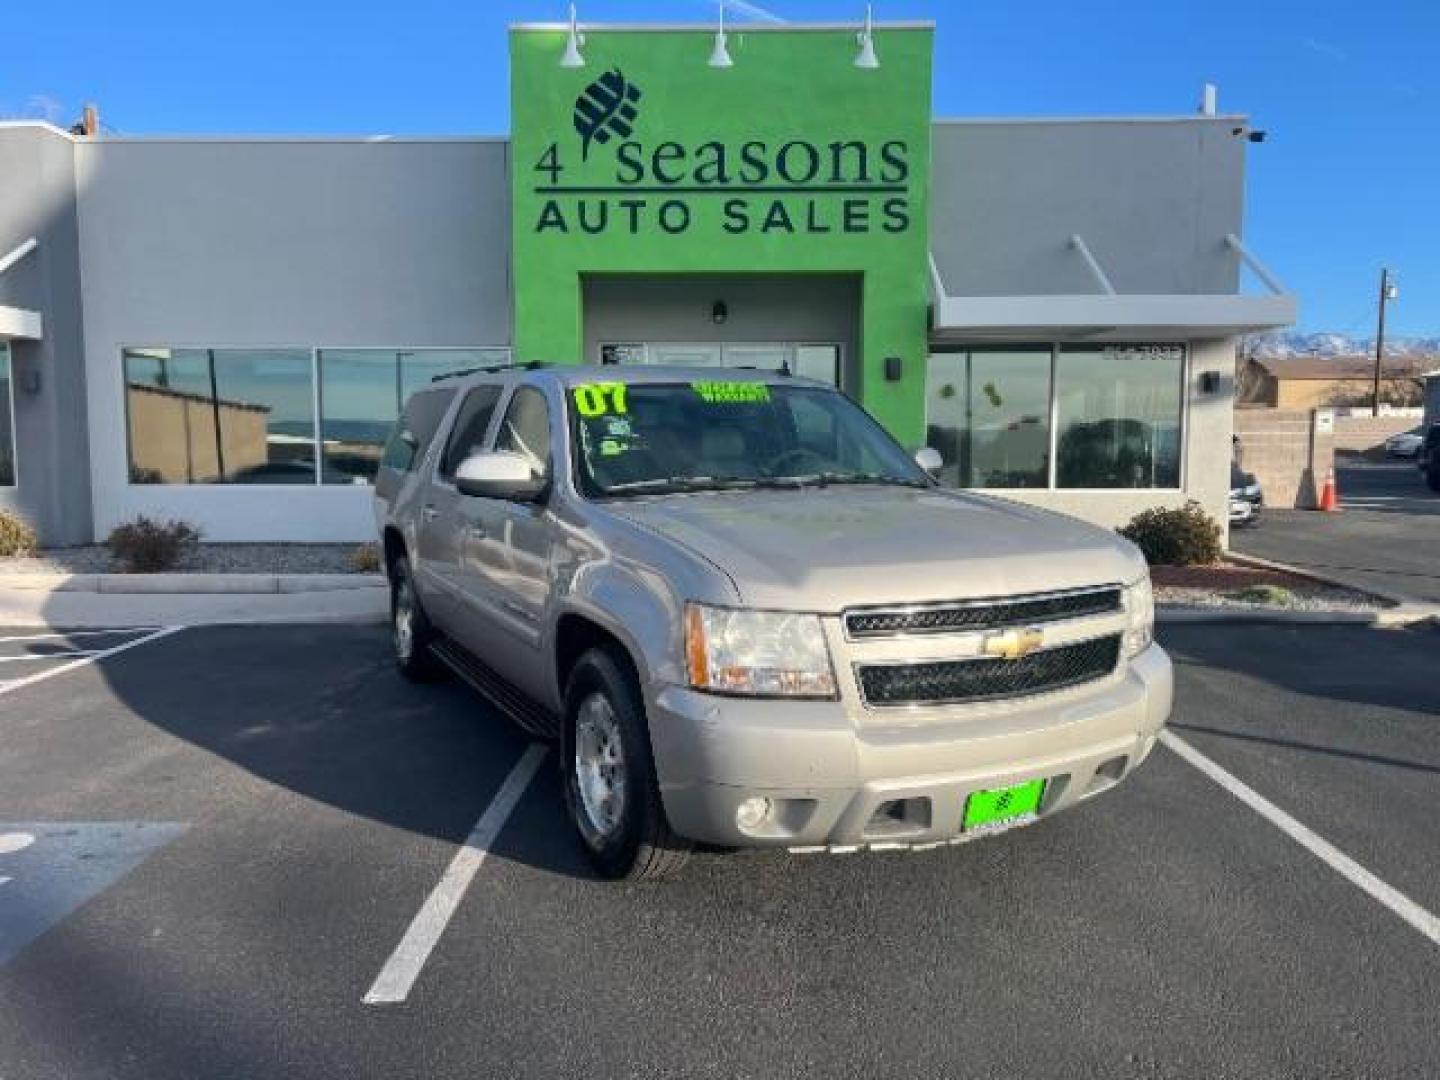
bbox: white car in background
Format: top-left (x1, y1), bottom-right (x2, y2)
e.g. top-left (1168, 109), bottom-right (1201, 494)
top-left (1384, 430), bottom-right (1425, 458)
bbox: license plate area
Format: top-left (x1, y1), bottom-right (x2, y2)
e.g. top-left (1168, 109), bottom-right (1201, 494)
top-left (963, 778), bottom-right (1047, 832)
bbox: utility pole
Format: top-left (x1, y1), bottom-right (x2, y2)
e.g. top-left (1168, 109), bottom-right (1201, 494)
top-left (1371, 267), bottom-right (1398, 417)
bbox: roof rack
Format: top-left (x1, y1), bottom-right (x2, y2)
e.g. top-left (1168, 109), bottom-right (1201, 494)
top-left (430, 360), bottom-right (548, 383)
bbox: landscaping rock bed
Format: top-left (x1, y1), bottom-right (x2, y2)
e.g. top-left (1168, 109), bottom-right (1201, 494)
top-left (1151, 560), bottom-right (1385, 612)
top-left (1, 543), bottom-right (373, 576)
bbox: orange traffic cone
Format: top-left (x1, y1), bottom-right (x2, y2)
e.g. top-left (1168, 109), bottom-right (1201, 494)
top-left (1318, 468), bottom-right (1339, 512)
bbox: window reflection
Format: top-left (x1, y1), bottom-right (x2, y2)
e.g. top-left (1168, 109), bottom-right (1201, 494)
top-left (925, 349), bottom-right (1051, 488)
top-left (0, 344), bottom-right (14, 486)
top-left (123, 348), bottom-right (315, 485)
top-left (1056, 346), bottom-right (1183, 489)
top-left (319, 349), bottom-right (510, 484)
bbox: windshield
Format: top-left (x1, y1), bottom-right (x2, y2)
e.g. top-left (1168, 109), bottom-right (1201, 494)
top-left (568, 379), bottom-right (932, 498)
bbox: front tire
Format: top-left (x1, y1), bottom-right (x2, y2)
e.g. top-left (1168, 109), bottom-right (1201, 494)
top-left (562, 648), bottom-right (690, 881)
top-left (390, 555), bottom-right (442, 682)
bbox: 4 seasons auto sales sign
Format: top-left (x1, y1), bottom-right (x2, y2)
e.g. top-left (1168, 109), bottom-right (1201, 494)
top-left (508, 21), bottom-right (935, 411)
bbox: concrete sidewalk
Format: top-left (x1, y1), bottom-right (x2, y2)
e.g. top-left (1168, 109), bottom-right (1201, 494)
top-left (0, 573), bottom-right (387, 628)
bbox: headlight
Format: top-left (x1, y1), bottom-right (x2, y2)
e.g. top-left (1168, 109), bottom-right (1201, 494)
top-left (1122, 575), bottom-right (1154, 658)
top-left (684, 604), bottom-right (837, 698)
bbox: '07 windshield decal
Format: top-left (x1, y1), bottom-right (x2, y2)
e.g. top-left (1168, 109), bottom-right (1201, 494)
top-left (572, 382), bottom-right (629, 417)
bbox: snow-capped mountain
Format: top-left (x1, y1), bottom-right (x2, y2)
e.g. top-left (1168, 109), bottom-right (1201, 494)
top-left (1246, 332), bottom-right (1440, 359)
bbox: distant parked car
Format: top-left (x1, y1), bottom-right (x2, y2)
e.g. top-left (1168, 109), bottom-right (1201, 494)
top-left (1229, 462), bottom-right (1263, 527)
top-left (1385, 430), bottom-right (1425, 458)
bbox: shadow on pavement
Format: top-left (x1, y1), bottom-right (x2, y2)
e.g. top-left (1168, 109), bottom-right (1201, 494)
top-left (1160, 623), bottom-right (1440, 719)
top-left (92, 623), bottom-right (595, 881)
top-left (1169, 721), bottom-right (1440, 776)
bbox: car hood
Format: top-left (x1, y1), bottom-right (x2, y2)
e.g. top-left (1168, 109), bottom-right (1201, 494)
top-left (610, 486), bottom-right (1145, 611)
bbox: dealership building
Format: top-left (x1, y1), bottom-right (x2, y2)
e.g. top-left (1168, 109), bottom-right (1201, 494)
top-left (0, 18), bottom-right (1295, 546)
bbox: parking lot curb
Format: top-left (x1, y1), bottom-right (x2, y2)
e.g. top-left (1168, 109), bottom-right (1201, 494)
top-left (0, 572), bottom-right (386, 595)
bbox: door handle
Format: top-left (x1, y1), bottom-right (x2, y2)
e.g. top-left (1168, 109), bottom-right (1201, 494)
top-left (465, 523), bottom-right (488, 540)
top-left (421, 505), bottom-right (439, 522)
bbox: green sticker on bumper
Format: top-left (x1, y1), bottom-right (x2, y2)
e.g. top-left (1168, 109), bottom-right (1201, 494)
top-left (963, 778), bottom-right (1046, 830)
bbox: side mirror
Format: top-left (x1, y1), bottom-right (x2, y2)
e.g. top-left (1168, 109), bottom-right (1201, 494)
top-left (454, 451), bottom-right (546, 502)
top-left (914, 446), bottom-right (943, 475)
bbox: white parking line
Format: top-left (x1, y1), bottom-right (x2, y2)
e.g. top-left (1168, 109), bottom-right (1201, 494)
top-left (363, 744), bottom-right (548, 1005)
top-left (1161, 731), bottom-right (1440, 947)
top-left (0, 652), bottom-right (96, 663)
top-left (0, 627), bottom-right (184, 697)
top-left (0, 628), bottom-right (162, 644)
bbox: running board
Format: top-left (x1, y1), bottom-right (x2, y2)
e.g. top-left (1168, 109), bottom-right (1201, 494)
top-left (430, 638), bottom-right (560, 741)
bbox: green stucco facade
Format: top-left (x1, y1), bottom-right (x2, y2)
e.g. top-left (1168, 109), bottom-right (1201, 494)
top-left (509, 25), bottom-right (934, 444)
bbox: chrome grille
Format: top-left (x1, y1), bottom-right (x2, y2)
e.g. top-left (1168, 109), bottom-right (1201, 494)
top-left (857, 635), bottom-right (1122, 707)
top-left (845, 586), bottom-right (1122, 639)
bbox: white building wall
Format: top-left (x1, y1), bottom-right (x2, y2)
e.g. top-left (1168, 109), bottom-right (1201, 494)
top-left (74, 138), bottom-right (513, 542)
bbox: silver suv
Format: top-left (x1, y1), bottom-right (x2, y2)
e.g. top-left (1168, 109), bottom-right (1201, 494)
top-left (375, 365), bottom-right (1171, 880)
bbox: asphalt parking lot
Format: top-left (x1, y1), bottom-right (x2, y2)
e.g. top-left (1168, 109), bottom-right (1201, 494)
top-left (1233, 461), bottom-right (1440, 603)
top-left (1, 621), bottom-right (1437, 1078)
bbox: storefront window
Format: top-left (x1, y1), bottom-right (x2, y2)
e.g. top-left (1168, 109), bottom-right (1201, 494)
top-left (925, 349), bottom-right (1051, 488)
top-left (1055, 345), bottom-right (1184, 489)
top-left (123, 348), bottom-right (316, 484)
top-left (318, 348), bottom-right (510, 484)
top-left (0, 344), bottom-right (15, 487)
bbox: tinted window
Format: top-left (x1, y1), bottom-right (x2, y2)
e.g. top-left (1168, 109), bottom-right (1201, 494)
top-left (122, 347), bottom-right (315, 485)
top-left (494, 387), bottom-right (552, 478)
top-left (381, 389), bottom-right (456, 474)
top-left (439, 385), bottom-right (505, 479)
top-left (319, 348), bottom-right (510, 484)
top-left (925, 349), bottom-right (1051, 489)
top-left (1056, 345), bottom-right (1184, 489)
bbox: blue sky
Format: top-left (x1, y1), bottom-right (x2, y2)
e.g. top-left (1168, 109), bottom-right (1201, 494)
top-left (4, 0), bottom-right (1436, 337)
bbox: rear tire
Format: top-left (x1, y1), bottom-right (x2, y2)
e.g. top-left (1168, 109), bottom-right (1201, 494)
top-left (1428, 467), bottom-right (1440, 494)
top-left (390, 555), bottom-right (443, 682)
top-left (562, 648), bottom-right (690, 881)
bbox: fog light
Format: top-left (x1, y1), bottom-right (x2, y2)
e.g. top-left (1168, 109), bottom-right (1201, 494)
top-left (736, 796), bottom-right (774, 831)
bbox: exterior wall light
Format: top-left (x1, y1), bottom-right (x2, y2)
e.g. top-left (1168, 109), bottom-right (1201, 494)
top-left (855, 5), bottom-right (880, 69)
top-left (709, 2), bottom-right (735, 68)
top-left (560, 4), bottom-right (586, 68)
top-left (711, 300), bottom-right (729, 324)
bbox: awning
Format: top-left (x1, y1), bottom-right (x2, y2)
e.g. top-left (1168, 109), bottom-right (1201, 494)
top-left (0, 237), bottom-right (43, 341)
top-left (929, 233), bottom-right (1297, 343)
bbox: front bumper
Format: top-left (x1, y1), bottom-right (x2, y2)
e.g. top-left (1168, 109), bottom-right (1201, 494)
top-left (648, 643), bottom-right (1173, 849)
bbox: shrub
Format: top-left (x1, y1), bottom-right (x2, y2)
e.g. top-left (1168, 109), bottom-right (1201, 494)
top-left (351, 543), bottom-right (381, 574)
top-left (106, 516), bottom-right (202, 573)
top-left (1231, 584), bottom-right (1295, 606)
top-left (0, 509), bottom-right (38, 557)
top-left (1118, 502), bottom-right (1223, 567)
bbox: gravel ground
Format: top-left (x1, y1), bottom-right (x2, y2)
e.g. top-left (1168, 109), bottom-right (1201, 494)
top-left (1150, 559), bottom-right (1386, 612)
top-left (1154, 584), bottom-right (1382, 611)
top-left (1, 543), bottom-right (375, 575)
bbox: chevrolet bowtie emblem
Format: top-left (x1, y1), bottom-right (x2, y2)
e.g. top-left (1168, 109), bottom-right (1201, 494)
top-left (982, 626), bottom-right (1044, 661)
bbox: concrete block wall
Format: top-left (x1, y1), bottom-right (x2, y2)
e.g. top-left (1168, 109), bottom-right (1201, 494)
top-left (1332, 414), bottom-right (1421, 454)
top-left (1234, 407), bottom-right (1333, 509)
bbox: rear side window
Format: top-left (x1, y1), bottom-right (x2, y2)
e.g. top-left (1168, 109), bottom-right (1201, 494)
top-left (381, 389), bottom-right (455, 474)
top-left (439, 384), bottom-right (505, 479)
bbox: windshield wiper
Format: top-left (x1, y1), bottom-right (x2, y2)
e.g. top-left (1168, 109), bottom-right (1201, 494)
top-left (779, 471), bottom-right (932, 490)
top-left (602, 475), bottom-right (760, 496)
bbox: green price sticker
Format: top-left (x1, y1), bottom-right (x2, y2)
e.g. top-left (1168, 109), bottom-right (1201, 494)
top-left (572, 382), bottom-right (629, 418)
top-left (690, 381), bottom-right (772, 405)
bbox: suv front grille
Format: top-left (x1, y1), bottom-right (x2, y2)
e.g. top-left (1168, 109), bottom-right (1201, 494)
top-left (857, 635), bottom-right (1122, 707)
top-left (845, 586), bottom-right (1122, 639)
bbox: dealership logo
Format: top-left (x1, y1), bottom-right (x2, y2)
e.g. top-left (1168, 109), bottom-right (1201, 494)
top-left (573, 68), bottom-right (642, 160)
